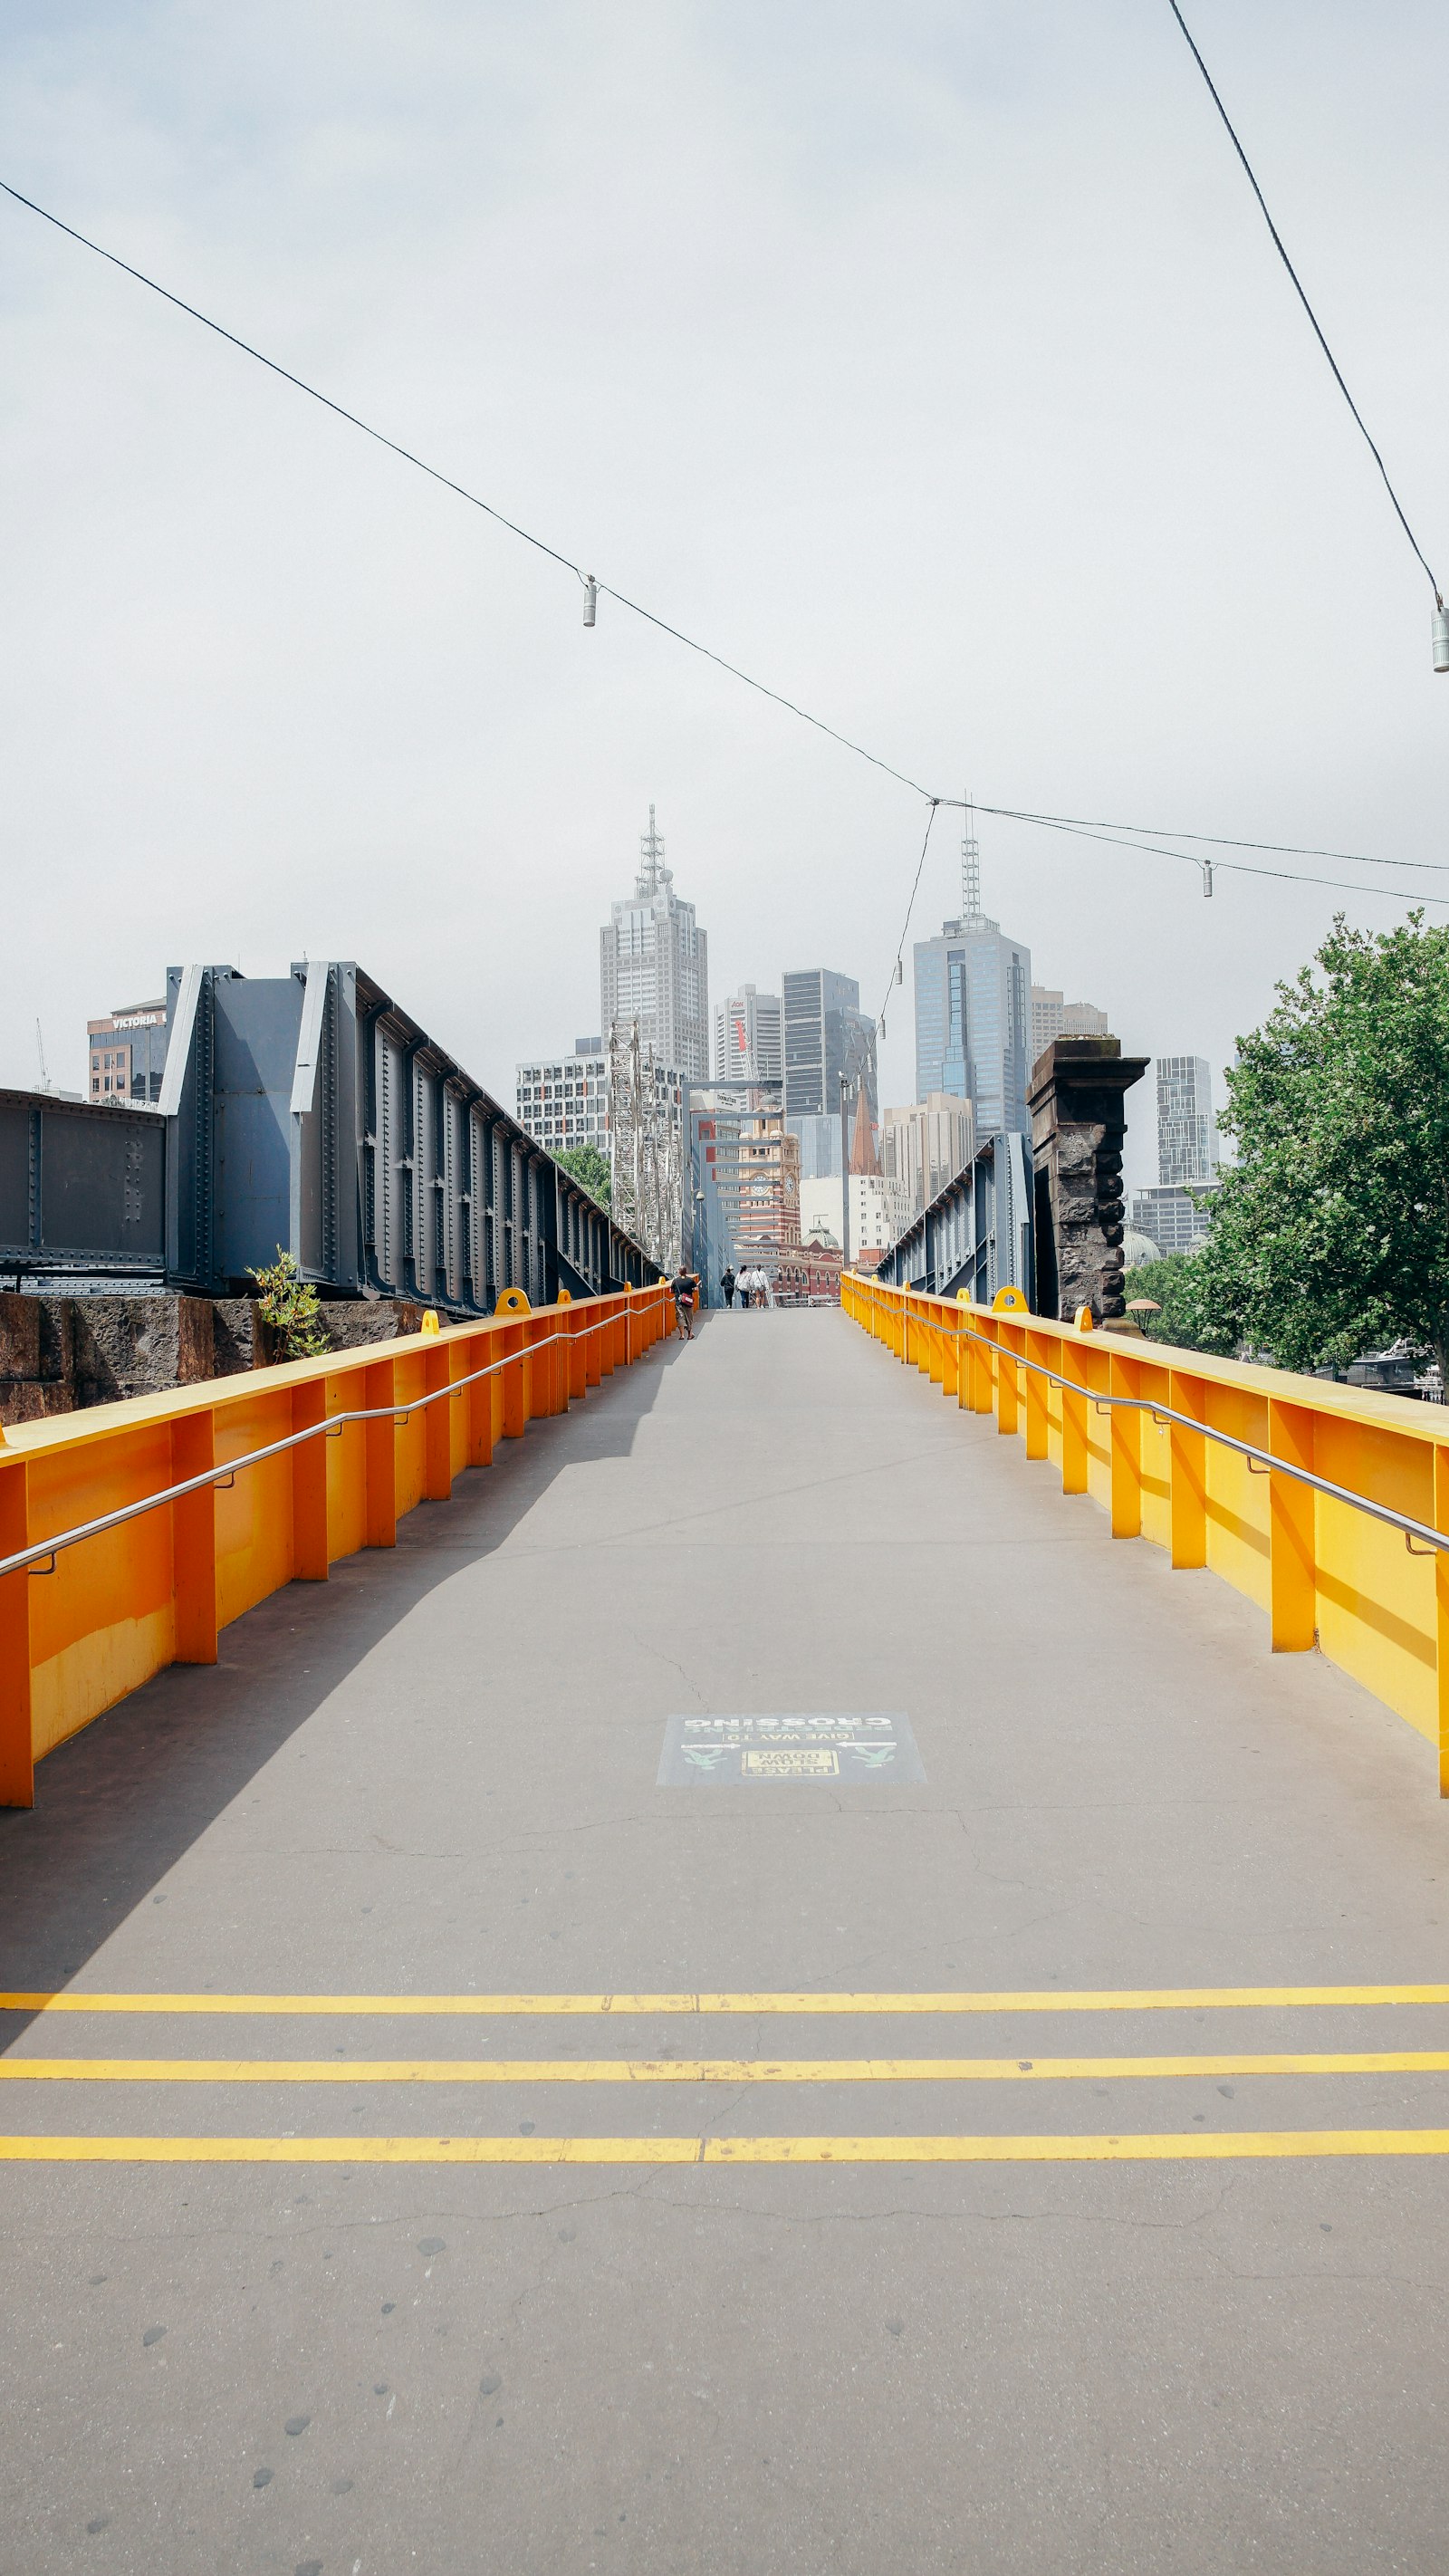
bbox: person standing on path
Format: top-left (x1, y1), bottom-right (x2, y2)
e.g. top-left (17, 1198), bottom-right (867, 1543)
top-left (720, 1264), bottom-right (736, 1309)
top-left (669, 1264), bottom-right (699, 1340)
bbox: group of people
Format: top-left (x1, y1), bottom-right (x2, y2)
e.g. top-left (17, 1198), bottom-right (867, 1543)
top-left (720, 1264), bottom-right (772, 1310)
top-left (667, 1262), bottom-right (776, 1340)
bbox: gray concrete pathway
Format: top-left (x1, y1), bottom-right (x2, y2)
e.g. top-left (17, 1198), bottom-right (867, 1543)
top-left (3, 1308), bottom-right (1449, 2575)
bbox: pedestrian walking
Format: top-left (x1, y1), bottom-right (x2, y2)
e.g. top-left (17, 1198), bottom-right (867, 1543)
top-left (738, 1274), bottom-right (752, 1310)
top-left (720, 1264), bottom-right (736, 1309)
top-left (669, 1264), bottom-right (699, 1340)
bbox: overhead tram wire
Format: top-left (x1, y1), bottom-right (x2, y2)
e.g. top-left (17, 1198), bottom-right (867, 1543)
top-left (874, 802), bottom-right (940, 1035)
top-left (0, 180), bottom-right (937, 808)
top-left (0, 181), bottom-right (587, 586)
top-left (980, 809), bottom-right (1449, 911)
top-left (1164, 0), bottom-right (1444, 620)
top-left (4, 178), bottom-right (1445, 916)
top-left (977, 805), bottom-right (1449, 877)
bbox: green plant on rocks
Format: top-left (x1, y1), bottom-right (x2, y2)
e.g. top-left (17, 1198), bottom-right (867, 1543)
top-left (247, 1248), bottom-right (331, 1361)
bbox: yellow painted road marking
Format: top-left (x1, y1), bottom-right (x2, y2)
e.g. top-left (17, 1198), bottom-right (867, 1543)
top-left (5, 2129), bottom-right (1449, 2165)
top-left (7, 2052), bottom-right (1449, 2083)
top-left (5, 1986), bottom-right (1449, 2018)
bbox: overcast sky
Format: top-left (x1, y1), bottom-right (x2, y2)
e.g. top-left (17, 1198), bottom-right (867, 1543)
top-left (3, 1), bottom-right (1445, 1188)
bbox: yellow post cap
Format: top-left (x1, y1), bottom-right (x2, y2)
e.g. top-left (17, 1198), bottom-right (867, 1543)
top-left (1072, 1302), bottom-right (1095, 1332)
top-left (420, 1310), bottom-right (441, 1335)
top-left (992, 1285), bottom-right (1029, 1313)
top-left (494, 1287), bottom-right (532, 1315)
top-left (556, 1288), bottom-right (571, 1304)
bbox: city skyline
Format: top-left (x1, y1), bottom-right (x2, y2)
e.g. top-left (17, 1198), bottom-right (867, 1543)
top-left (6, 9), bottom-right (1443, 1204)
top-left (507, 787), bottom-right (1236, 1252)
top-left (513, 810), bottom-right (1244, 1230)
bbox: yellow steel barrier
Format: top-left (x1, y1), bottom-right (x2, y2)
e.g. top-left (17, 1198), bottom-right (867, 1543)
top-left (842, 1270), bottom-right (1449, 1795)
top-left (0, 1283), bottom-right (671, 1808)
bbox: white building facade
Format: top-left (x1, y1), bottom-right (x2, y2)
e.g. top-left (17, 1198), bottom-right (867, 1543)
top-left (714, 985), bottom-right (783, 1083)
top-left (516, 1044), bottom-right (686, 1166)
top-left (800, 1172), bottom-right (914, 1259)
top-left (515, 1043), bottom-right (609, 1157)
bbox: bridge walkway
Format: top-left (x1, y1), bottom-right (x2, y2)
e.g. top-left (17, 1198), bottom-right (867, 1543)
top-left (2, 1308), bottom-right (1447, 2573)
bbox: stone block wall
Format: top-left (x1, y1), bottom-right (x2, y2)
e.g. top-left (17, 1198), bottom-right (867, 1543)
top-left (0, 1293), bottom-right (427, 1424)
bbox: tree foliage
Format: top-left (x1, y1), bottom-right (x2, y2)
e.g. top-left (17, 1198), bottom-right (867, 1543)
top-left (1127, 1253), bottom-right (1237, 1357)
top-left (1196, 913), bottom-right (1449, 1376)
top-left (554, 1143), bottom-right (611, 1209)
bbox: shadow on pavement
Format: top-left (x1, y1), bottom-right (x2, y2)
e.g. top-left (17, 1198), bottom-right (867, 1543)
top-left (0, 1328), bottom-right (692, 2024)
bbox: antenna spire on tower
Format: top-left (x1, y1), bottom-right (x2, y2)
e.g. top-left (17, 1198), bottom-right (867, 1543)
top-left (962, 794), bottom-right (982, 926)
top-left (638, 802), bottom-right (667, 895)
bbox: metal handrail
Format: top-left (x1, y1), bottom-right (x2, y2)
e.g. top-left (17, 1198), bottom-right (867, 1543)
top-left (865, 1285), bottom-right (1449, 1561)
top-left (1, 1296), bottom-right (665, 1583)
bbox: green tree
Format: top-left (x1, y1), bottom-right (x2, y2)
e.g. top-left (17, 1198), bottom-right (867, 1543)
top-left (1200, 912), bottom-right (1449, 1379)
top-left (554, 1143), bottom-right (611, 1209)
top-left (247, 1247), bottom-right (331, 1361)
top-left (1127, 1252), bottom-right (1237, 1357)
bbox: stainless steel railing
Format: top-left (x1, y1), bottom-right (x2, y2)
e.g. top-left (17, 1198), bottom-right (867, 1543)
top-left (885, 1293), bottom-right (1449, 1561)
top-left (0, 1305), bottom-right (653, 1582)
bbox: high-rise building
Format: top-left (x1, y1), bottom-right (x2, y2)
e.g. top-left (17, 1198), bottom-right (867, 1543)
top-left (1156, 1055), bottom-right (1218, 1187)
top-left (515, 1040), bottom-right (612, 1157)
top-left (880, 1094), bottom-right (975, 1217)
top-left (515, 1042), bottom-right (688, 1168)
top-left (1128, 1055), bottom-right (1221, 1257)
top-left (913, 811), bottom-right (1031, 1136)
top-left (782, 969), bottom-right (878, 1127)
top-left (88, 1000), bottom-right (168, 1104)
top-left (714, 985), bottom-right (783, 1083)
top-left (600, 806), bottom-right (709, 1081)
top-left (1030, 986), bottom-right (1109, 1071)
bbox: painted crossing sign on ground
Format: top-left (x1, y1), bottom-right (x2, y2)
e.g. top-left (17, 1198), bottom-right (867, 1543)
top-left (657, 1712), bottom-right (925, 1786)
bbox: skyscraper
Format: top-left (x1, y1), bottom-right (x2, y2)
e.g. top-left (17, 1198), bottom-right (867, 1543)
top-left (1129, 1056), bottom-right (1220, 1255)
top-left (913, 809), bottom-right (1031, 1135)
top-left (782, 969), bottom-right (878, 1126)
top-left (714, 984), bottom-right (783, 1082)
top-left (599, 807), bottom-right (709, 1081)
top-left (1156, 1055), bottom-right (1218, 1186)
